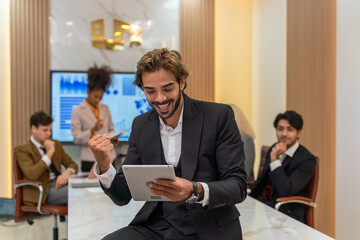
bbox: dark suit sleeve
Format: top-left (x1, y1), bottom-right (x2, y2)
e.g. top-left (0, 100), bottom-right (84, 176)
top-left (207, 105), bottom-right (247, 208)
top-left (269, 153), bottom-right (316, 196)
top-left (102, 119), bottom-right (141, 206)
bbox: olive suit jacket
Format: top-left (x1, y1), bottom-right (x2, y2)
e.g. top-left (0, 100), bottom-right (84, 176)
top-left (103, 94), bottom-right (248, 240)
top-left (17, 139), bottom-right (78, 205)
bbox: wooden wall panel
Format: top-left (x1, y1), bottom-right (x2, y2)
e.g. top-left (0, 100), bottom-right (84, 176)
top-left (180, 0), bottom-right (214, 101)
top-left (287, 0), bottom-right (336, 237)
top-left (10, 0), bottom-right (50, 149)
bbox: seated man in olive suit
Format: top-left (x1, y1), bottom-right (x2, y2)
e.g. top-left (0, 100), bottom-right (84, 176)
top-left (249, 110), bottom-right (316, 223)
top-left (17, 111), bottom-right (78, 205)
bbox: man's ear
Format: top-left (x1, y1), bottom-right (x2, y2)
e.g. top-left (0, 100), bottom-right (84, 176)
top-left (31, 125), bottom-right (37, 134)
top-left (180, 79), bottom-right (186, 91)
top-left (296, 130), bottom-right (301, 139)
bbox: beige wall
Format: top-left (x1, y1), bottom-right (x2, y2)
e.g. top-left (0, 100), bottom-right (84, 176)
top-left (215, 0), bottom-right (252, 121)
top-left (10, 0), bottom-right (51, 150)
top-left (336, 1), bottom-right (360, 239)
top-left (181, 0), bottom-right (215, 101)
top-left (287, 0), bottom-right (336, 237)
top-left (252, 0), bottom-right (287, 177)
top-left (215, 0), bottom-right (287, 179)
top-left (0, 0), bottom-right (12, 198)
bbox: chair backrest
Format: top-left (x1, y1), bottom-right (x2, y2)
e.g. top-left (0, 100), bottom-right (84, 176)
top-left (13, 147), bottom-right (40, 222)
top-left (306, 157), bottom-right (319, 201)
top-left (304, 157), bottom-right (319, 227)
top-left (257, 145), bottom-right (270, 178)
top-left (13, 147), bottom-right (23, 183)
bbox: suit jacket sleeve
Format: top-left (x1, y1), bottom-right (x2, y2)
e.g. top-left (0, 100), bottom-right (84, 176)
top-left (269, 151), bottom-right (316, 197)
top-left (102, 119), bottom-right (140, 206)
top-left (16, 145), bottom-right (48, 180)
top-left (54, 140), bottom-right (79, 172)
top-left (207, 105), bottom-right (247, 208)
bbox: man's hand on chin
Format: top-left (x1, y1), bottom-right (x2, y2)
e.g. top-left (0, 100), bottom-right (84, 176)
top-left (270, 142), bottom-right (287, 162)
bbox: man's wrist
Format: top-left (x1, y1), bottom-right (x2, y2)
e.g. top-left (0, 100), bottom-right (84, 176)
top-left (197, 182), bottom-right (204, 201)
top-left (185, 181), bottom-right (202, 203)
top-left (99, 164), bottom-right (110, 174)
top-left (270, 153), bottom-right (279, 162)
top-left (46, 151), bottom-right (55, 159)
top-left (64, 169), bottom-right (73, 175)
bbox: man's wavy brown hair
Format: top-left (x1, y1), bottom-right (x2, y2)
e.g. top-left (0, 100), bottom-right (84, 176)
top-left (134, 48), bottom-right (189, 90)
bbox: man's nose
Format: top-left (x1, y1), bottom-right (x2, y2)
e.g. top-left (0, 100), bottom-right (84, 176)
top-left (155, 92), bottom-right (166, 103)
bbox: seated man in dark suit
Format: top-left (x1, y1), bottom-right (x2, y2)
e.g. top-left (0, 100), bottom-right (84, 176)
top-left (249, 110), bottom-right (316, 223)
top-left (17, 111), bottom-right (78, 205)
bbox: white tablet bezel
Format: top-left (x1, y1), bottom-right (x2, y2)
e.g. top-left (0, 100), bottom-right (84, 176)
top-left (122, 165), bottom-right (176, 201)
top-left (108, 129), bottom-right (128, 139)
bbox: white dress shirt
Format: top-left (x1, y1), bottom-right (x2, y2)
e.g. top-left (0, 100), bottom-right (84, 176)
top-left (270, 141), bottom-right (299, 171)
top-left (96, 106), bottom-right (210, 206)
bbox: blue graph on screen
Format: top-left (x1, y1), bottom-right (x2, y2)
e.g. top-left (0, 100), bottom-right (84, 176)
top-left (60, 75), bottom-right (88, 94)
top-left (51, 71), bottom-right (152, 142)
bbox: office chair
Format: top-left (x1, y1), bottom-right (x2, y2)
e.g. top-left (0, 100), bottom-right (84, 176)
top-left (275, 157), bottom-right (319, 228)
top-left (247, 145), bottom-right (270, 187)
top-left (13, 147), bottom-right (67, 240)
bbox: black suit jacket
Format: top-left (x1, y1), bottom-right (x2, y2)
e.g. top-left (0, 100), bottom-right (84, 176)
top-left (250, 143), bottom-right (316, 222)
top-left (103, 94), bottom-right (247, 240)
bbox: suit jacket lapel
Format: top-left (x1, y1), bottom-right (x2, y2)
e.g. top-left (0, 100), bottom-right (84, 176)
top-left (29, 141), bottom-right (42, 161)
top-left (144, 110), bottom-right (163, 165)
top-left (81, 100), bottom-right (97, 122)
top-left (181, 94), bottom-right (203, 180)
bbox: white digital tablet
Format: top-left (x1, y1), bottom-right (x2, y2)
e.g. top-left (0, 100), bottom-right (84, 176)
top-left (108, 129), bottom-right (128, 139)
top-left (122, 165), bottom-right (176, 201)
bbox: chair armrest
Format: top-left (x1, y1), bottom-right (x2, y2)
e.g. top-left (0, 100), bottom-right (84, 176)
top-left (275, 196), bottom-right (317, 211)
top-left (246, 181), bottom-right (254, 186)
top-left (13, 179), bottom-right (47, 215)
top-left (15, 179), bottom-right (42, 185)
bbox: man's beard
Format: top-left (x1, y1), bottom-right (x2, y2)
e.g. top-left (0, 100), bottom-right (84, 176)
top-left (151, 88), bottom-right (182, 120)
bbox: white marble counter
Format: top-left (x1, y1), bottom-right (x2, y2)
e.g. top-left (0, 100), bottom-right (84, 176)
top-left (68, 178), bottom-right (333, 240)
top-left (238, 197), bottom-right (333, 240)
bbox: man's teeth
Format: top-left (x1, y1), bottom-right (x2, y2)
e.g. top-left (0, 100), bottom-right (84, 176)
top-left (158, 103), bottom-right (169, 109)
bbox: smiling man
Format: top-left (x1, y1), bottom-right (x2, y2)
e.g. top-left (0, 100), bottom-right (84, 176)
top-left (89, 48), bottom-right (247, 240)
top-left (249, 110), bottom-right (316, 223)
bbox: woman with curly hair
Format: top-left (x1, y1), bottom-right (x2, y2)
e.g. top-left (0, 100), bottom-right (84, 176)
top-left (71, 65), bottom-right (117, 172)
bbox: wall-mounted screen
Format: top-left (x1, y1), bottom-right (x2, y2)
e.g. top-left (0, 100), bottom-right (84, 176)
top-left (50, 71), bottom-right (152, 143)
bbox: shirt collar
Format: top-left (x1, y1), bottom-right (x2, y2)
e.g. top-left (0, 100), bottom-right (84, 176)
top-left (159, 105), bottom-right (184, 131)
top-left (284, 141), bottom-right (299, 158)
top-left (30, 135), bottom-right (43, 150)
top-left (85, 98), bottom-right (98, 110)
